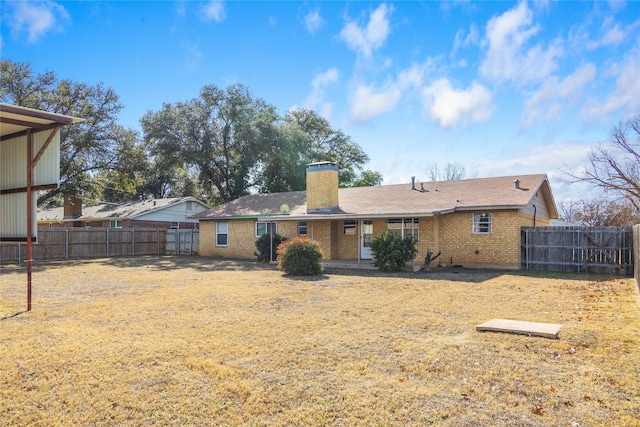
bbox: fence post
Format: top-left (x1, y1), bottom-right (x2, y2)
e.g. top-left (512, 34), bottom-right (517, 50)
top-left (577, 228), bottom-right (581, 273)
top-left (157, 229), bottom-right (160, 255)
top-left (132, 229), bottom-right (135, 256)
top-left (65, 228), bottom-right (69, 260)
top-left (106, 228), bottom-right (110, 257)
top-left (18, 243), bottom-right (22, 263)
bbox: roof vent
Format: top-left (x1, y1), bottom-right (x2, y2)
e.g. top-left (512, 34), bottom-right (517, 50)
top-left (514, 179), bottom-right (520, 189)
top-left (411, 176), bottom-right (416, 190)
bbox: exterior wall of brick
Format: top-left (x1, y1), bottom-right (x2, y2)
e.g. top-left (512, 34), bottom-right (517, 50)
top-left (306, 165), bottom-right (338, 212)
top-left (198, 210), bottom-right (540, 268)
top-left (334, 221), bottom-right (358, 259)
top-left (433, 210), bottom-right (530, 269)
top-left (277, 221), bottom-right (299, 239)
top-left (200, 219), bottom-right (257, 258)
top-left (307, 220), bottom-right (334, 259)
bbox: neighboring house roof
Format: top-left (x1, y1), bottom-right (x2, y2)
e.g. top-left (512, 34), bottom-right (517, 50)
top-left (192, 174), bottom-right (558, 221)
top-left (38, 197), bottom-right (209, 222)
top-left (549, 219), bottom-right (581, 226)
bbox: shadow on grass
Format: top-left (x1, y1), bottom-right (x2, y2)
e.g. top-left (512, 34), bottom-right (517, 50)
top-left (1, 255), bottom-right (277, 273)
top-left (324, 266), bottom-right (607, 283)
top-left (2, 255), bottom-right (613, 283)
top-left (280, 273), bottom-right (331, 282)
top-left (1, 310), bottom-right (28, 321)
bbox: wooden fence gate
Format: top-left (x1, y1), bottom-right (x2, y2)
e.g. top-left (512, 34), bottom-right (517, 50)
top-left (165, 229), bottom-right (199, 255)
top-left (521, 226), bottom-right (634, 274)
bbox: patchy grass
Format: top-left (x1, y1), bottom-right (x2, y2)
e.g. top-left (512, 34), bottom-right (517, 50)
top-left (1, 256), bottom-right (639, 426)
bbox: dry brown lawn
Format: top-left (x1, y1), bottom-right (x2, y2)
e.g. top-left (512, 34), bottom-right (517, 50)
top-left (1, 256), bottom-right (639, 426)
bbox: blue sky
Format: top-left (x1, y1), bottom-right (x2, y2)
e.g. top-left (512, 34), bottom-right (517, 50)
top-left (2, 1), bottom-right (639, 203)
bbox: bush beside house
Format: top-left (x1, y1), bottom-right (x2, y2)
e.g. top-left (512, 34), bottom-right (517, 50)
top-left (370, 231), bottom-right (418, 273)
top-left (277, 237), bottom-right (323, 276)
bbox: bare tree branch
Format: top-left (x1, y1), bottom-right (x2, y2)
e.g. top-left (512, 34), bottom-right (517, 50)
top-left (561, 114), bottom-right (640, 212)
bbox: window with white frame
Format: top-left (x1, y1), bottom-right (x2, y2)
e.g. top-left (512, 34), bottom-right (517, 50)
top-left (343, 220), bottom-right (357, 235)
top-left (298, 221), bottom-right (307, 236)
top-left (387, 218), bottom-right (419, 241)
top-left (216, 222), bottom-right (228, 246)
top-left (110, 220), bottom-right (122, 228)
top-left (473, 213), bottom-right (492, 234)
top-left (256, 221), bottom-right (277, 237)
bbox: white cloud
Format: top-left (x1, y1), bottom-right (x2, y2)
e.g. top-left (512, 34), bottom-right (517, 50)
top-left (481, 1), bottom-right (562, 85)
top-left (339, 3), bottom-right (392, 58)
top-left (305, 10), bottom-right (325, 34)
top-left (421, 78), bottom-right (493, 128)
top-left (468, 141), bottom-right (595, 202)
top-left (350, 83), bottom-right (402, 123)
top-left (181, 42), bottom-right (203, 72)
top-left (582, 16), bottom-right (628, 49)
top-left (201, 1), bottom-right (226, 23)
top-left (348, 62), bottom-right (429, 123)
top-left (599, 18), bottom-right (625, 46)
top-left (580, 47), bottom-right (640, 121)
top-left (521, 63), bottom-right (596, 128)
top-left (304, 68), bottom-right (339, 115)
top-left (451, 24), bottom-right (480, 57)
top-left (6, 0), bottom-right (70, 43)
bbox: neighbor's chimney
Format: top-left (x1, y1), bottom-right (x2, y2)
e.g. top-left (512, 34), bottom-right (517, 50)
top-left (306, 161), bottom-right (339, 213)
top-left (514, 179), bottom-right (520, 189)
top-left (63, 196), bottom-right (83, 219)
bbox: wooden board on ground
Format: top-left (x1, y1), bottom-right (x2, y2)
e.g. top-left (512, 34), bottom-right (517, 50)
top-left (476, 318), bottom-right (563, 339)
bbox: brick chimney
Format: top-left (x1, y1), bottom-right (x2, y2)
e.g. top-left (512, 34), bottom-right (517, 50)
top-left (306, 162), bottom-right (339, 213)
top-left (63, 196), bottom-right (83, 219)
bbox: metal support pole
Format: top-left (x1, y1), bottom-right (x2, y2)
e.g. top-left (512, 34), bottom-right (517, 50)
top-left (26, 129), bottom-right (33, 311)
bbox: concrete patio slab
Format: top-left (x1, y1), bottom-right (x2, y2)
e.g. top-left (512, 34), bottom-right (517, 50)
top-left (476, 318), bottom-right (563, 339)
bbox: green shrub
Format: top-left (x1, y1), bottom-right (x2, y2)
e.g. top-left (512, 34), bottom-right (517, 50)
top-left (370, 231), bottom-right (418, 272)
top-left (254, 233), bottom-right (286, 262)
top-left (277, 237), bottom-right (323, 276)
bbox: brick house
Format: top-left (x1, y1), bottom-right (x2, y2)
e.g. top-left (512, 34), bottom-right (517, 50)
top-left (38, 196), bottom-right (209, 230)
top-left (192, 162), bottom-right (558, 269)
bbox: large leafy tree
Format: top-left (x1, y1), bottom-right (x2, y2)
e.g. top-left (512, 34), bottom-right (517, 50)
top-left (284, 109), bottom-right (371, 188)
top-left (94, 126), bottom-right (148, 202)
top-left (0, 59), bottom-right (137, 207)
top-left (142, 84), bottom-right (278, 204)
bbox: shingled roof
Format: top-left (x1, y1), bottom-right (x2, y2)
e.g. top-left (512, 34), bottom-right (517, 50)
top-left (39, 197), bottom-right (207, 221)
top-left (192, 174), bottom-right (557, 220)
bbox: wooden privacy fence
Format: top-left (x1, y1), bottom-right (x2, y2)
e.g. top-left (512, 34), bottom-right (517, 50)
top-left (521, 226), bottom-right (634, 274)
top-left (1, 228), bottom-right (167, 262)
top-left (165, 229), bottom-right (199, 255)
